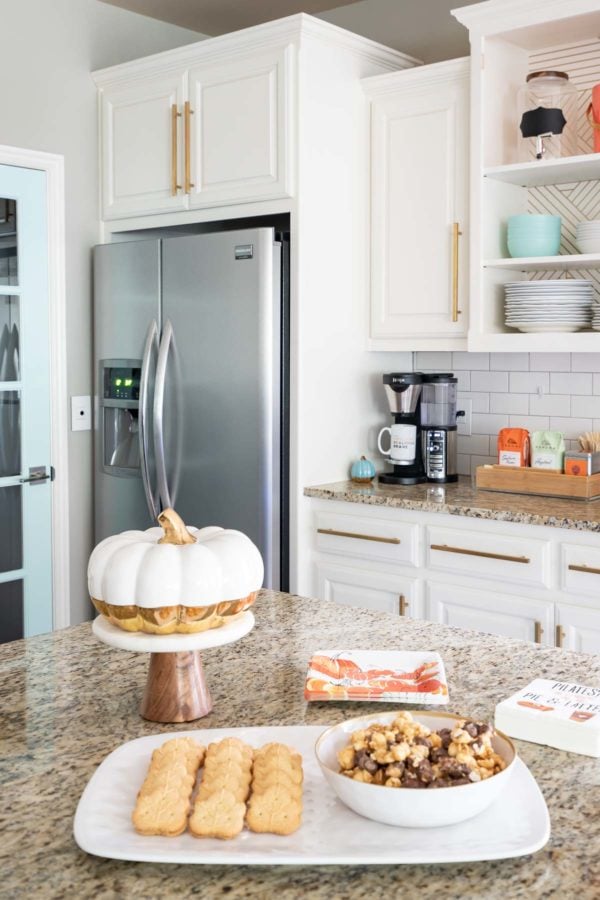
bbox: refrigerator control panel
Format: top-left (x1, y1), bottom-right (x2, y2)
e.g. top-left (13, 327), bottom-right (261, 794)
top-left (103, 365), bottom-right (141, 402)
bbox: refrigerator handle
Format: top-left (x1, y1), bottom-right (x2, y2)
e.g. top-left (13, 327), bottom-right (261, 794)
top-left (139, 320), bottom-right (160, 521)
top-left (153, 318), bottom-right (174, 508)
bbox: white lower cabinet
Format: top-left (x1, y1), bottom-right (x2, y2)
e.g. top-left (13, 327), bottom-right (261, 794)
top-left (309, 499), bottom-right (600, 649)
top-left (556, 603), bottom-right (600, 654)
top-left (315, 561), bottom-right (420, 618)
top-left (425, 582), bottom-right (554, 645)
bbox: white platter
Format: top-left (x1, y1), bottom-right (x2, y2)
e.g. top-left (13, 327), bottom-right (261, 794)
top-left (73, 725), bottom-right (550, 865)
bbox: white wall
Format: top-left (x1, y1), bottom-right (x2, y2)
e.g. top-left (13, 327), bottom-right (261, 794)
top-left (2, 0), bottom-right (202, 625)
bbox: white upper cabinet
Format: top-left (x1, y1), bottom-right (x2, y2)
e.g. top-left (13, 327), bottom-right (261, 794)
top-left (187, 47), bottom-right (292, 208)
top-left (100, 71), bottom-right (187, 219)
top-left (364, 58), bottom-right (470, 350)
top-left (95, 43), bottom-right (294, 221)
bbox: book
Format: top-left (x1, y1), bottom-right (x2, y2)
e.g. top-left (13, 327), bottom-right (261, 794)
top-left (304, 650), bottom-right (448, 704)
top-left (495, 678), bottom-right (600, 757)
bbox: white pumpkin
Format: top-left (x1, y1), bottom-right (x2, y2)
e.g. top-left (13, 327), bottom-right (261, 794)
top-left (88, 508), bottom-right (264, 634)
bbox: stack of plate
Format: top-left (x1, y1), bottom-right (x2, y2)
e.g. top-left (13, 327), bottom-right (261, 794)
top-left (504, 280), bottom-right (594, 333)
top-left (576, 221), bottom-right (600, 255)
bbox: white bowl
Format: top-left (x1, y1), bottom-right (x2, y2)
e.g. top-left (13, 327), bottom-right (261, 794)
top-left (576, 239), bottom-right (600, 254)
top-left (315, 710), bottom-right (517, 828)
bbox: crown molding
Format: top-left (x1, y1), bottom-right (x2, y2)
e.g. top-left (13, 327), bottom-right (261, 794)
top-left (363, 56), bottom-right (468, 96)
top-left (452, 0), bottom-right (600, 35)
top-left (92, 13), bottom-right (419, 87)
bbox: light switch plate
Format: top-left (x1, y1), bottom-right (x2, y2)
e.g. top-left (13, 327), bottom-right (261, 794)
top-left (71, 395), bottom-right (91, 431)
top-left (457, 399), bottom-right (472, 436)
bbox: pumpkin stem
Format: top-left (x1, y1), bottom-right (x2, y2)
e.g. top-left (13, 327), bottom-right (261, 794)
top-left (157, 508), bottom-right (196, 545)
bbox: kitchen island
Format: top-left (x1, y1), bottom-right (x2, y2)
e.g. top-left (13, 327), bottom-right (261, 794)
top-left (1, 590), bottom-right (599, 898)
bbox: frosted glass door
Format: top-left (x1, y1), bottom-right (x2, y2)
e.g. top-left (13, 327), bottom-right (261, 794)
top-left (0, 166), bottom-right (51, 642)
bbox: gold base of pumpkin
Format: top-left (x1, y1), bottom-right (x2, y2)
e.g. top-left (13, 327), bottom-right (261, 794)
top-left (91, 591), bottom-right (258, 634)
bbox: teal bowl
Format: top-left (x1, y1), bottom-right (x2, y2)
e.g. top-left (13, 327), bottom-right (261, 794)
top-left (507, 214), bottom-right (561, 258)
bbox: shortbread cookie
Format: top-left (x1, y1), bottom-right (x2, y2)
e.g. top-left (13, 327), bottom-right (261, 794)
top-left (246, 785), bottom-right (303, 836)
top-left (132, 737), bottom-right (205, 837)
top-left (190, 737), bottom-right (254, 839)
top-left (189, 788), bottom-right (246, 839)
top-left (247, 742), bottom-right (303, 836)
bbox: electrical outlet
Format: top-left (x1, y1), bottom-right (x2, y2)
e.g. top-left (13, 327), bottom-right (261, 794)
top-left (457, 399), bottom-right (472, 436)
top-left (71, 395), bottom-right (91, 431)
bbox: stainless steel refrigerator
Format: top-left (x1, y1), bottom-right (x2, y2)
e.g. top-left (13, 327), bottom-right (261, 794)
top-left (93, 228), bottom-right (288, 590)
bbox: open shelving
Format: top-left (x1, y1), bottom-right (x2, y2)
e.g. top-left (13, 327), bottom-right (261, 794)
top-left (453, 0), bottom-right (600, 351)
top-left (484, 253), bottom-right (600, 271)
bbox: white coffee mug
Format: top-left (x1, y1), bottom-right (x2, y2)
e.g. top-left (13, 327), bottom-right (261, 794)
top-left (378, 424), bottom-right (417, 464)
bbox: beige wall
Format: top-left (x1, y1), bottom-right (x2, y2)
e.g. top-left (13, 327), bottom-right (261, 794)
top-left (2, 0), bottom-right (202, 625)
top-left (318, 0), bottom-right (477, 64)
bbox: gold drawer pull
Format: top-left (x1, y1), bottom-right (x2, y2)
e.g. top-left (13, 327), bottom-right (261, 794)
top-left (430, 544), bottom-right (530, 564)
top-left (556, 625), bottom-right (566, 648)
top-left (399, 594), bottom-right (409, 616)
top-left (317, 528), bottom-right (400, 545)
top-left (171, 104), bottom-right (182, 195)
top-left (534, 621), bottom-right (544, 644)
top-left (568, 564), bottom-right (600, 576)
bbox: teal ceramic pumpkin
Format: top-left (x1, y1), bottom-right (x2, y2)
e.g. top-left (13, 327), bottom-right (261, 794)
top-left (350, 456), bottom-right (376, 483)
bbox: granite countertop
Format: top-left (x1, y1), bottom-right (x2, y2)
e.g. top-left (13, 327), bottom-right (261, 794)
top-left (2, 590), bottom-right (600, 898)
top-left (304, 477), bottom-right (600, 532)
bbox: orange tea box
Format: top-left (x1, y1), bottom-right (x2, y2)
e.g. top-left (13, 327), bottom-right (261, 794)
top-left (498, 428), bottom-right (530, 467)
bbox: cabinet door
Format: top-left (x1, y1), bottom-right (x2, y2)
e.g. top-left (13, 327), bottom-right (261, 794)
top-left (187, 47), bottom-right (293, 208)
top-left (370, 60), bottom-right (469, 346)
top-left (316, 561), bottom-right (420, 618)
top-left (556, 603), bottom-right (600, 654)
top-left (100, 72), bottom-right (187, 220)
top-left (426, 582), bottom-right (553, 645)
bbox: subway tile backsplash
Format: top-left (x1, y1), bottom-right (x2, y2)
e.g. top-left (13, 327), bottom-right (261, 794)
top-left (415, 352), bottom-right (600, 477)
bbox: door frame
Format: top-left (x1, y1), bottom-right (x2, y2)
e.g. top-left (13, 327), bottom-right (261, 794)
top-left (0, 145), bottom-right (70, 629)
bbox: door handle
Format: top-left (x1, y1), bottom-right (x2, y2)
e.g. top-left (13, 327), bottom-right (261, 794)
top-left (171, 104), bottom-right (182, 196)
top-left (139, 320), bottom-right (160, 521)
top-left (184, 101), bottom-right (194, 194)
top-left (451, 222), bottom-right (462, 323)
top-left (20, 466), bottom-right (53, 485)
top-left (154, 319), bottom-right (179, 509)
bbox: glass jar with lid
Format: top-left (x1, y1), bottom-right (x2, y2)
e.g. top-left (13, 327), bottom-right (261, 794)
top-left (517, 71), bottom-right (578, 161)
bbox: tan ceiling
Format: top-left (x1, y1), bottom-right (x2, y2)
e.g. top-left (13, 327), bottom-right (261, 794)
top-left (100, 0), bottom-right (358, 35)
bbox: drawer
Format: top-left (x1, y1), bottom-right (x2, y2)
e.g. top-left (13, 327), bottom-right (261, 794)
top-left (315, 511), bottom-right (418, 567)
top-left (425, 525), bottom-right (550, 588)
top-left (315, 560), bottom-right (421, 618)
top-left (561, 541), bottom-right (600, 597)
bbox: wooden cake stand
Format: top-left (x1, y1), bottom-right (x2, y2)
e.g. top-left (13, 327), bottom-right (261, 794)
top-left (92, 611), bottom-right (255, 724)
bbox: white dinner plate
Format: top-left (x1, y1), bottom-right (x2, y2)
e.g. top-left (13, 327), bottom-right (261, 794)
top-left (508, 324), bottom-right (587, 333)
top-left (73, 725), bottom-right (551, 866)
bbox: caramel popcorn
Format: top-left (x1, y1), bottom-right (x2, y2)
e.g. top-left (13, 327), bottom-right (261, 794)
top-left (337, 713), bottom-right (506, 789)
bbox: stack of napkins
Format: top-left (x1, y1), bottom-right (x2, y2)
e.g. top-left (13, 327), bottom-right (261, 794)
top-left (495, 678), bottom-right (600, 757)
top-left (304, 650), bottom-right (448, 703)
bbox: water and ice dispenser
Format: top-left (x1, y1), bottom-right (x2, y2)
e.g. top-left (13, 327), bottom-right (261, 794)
top-left (100, 361), bottom-right (141, 476)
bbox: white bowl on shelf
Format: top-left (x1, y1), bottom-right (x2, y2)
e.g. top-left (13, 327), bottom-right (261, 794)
top-left (575, 238), bottom-right (600, 254)
top-left (315, 710), bottom-right (517, 829)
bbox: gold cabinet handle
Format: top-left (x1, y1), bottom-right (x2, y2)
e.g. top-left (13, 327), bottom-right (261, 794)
top-left (556, 624), bottom-right (566, 648)
top-left (184, 100), bottom-right (194, 193)
top-left (399, 594), bottom-right (409, 616)
top-left (317, 528), bottom-right (400, 545)
top-left (430, 544), bottom-right (530, 564)
top-left (534, 621), bottom-right (544, 644)
top-left (451, 222), bottom-right (462, 323)
top-left (171, 104), bottom-right (182, 196)
top-left (568, 563), bottom-right (600, 576)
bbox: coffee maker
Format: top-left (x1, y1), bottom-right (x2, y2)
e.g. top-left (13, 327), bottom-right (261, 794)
top-left (378, 373), bottom-right (426, 485)
top-left (420, 374), bottom-right (459, 483)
